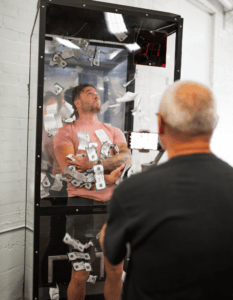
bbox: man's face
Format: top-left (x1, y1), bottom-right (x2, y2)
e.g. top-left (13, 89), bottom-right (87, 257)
top-left (75, 87), bottom-right (101, 113)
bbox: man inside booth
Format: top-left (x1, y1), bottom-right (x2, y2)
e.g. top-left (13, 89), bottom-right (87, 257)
top-left (54, 83), bottom-right (131, 300)
top-left (100, 80), bottom-right (233, 300)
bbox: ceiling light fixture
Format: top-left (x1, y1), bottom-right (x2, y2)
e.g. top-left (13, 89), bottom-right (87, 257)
top-left (104, 12), bottom-right (128, 35)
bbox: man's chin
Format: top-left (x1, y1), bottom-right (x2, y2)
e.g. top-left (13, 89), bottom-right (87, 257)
top-left (93, 106), bottom-right (101, 113)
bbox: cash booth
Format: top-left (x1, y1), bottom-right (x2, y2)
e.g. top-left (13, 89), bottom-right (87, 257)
top-left (27, 0), bottom-right (183, 299)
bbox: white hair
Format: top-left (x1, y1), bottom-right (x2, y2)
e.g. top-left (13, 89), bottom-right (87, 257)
top-left (158, 80), bottom-right (218, 135)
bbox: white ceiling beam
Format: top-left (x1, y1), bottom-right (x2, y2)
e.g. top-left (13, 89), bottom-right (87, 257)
top-left (187, 0), bottom-right (219, 14)
top-left (218, 0), bottom-right (233, 10)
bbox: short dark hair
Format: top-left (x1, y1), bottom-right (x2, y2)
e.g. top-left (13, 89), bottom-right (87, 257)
top-left (71, 83), bottom-right (96, 106)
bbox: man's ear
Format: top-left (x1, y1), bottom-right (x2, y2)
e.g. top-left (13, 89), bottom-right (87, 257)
top-left (74, 98), bottom-right (81, 110)
top-left (157, 114), bottom-right (165, 134)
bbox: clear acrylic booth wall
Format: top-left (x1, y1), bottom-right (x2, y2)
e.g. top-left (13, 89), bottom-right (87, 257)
top-left (27, 1), bottom-right (183, 299)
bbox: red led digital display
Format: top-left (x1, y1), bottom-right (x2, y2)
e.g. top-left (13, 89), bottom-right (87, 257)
top-left (134, 30), bottom-right (167, 67)
top-left (140, 41), bottom-right (150, 56)
top-left (139, 42), bottom-right (161, 57)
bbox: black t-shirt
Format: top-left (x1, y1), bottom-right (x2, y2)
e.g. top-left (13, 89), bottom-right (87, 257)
top-left (104, 154), bottom-right (233, 300)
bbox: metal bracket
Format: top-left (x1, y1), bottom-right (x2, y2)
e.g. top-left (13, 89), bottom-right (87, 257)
top-left (48, 255), bottom-right (68, 283)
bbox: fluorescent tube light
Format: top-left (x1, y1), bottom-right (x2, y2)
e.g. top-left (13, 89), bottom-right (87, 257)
top-left (55, 37), bottom-right (81, 50)
top-left (105, 12), bottom-right (128, 35)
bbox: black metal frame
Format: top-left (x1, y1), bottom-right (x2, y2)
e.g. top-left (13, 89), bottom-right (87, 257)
top-left (30, 1), bottom-right (183, 298)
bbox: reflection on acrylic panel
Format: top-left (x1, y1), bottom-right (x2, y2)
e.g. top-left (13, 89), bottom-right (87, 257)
top-left (39, 214), bottom-right (107, 299)
top-left (41, 38), bottom-right (128, 199)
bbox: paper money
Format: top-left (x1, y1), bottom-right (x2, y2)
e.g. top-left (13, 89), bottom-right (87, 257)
top-left (79, 182), bottom-right (86, 188)
top-left (40, 185), bottom-right (50, 198)
top-left (50, 60), bottom-right (57, 67)
top-left (116, 92), bottom-right (138, 103)
top-left (68, 252), bottom-right (91, 261)
top-left (84, 240), bottom-right (94, 249)
top-left (77, 153), bottom-right (86, 158)
top-left (41, 160), bottom-right (48, 170)
top-left (86, 147), bottom-right (98, 162)
top-left (74, 241), bottom-right (85, 253)
top-left (63, 233), bottom-right (85, 252)
top-left (54, 113), bottom-right (63, 128)
top-left (59, 101), bottom-right (74, 119)
top-left (131, 95), bottom-right (142, 114)
top-left (67, 165), bottom-right (76, 172)
top-left (113, 144), bottom-right (120, 154)
top-left (71, 170), bottom-right (87, 182)
top-left (100, 100), bottom-right (109, 115)
top-left (64, 167), bottom-right (89, 183)
top-left (54, 83), bottom-right (64, 95)
top-left (127, 165), bottom-right (135, 178)
top-left (70, 179), bottom-right (82, 188)
top-left (93, 164), bottom-right (106, 191)
top-left (87, 275), bottom-right (98, 284)
top-left (84, 263), bottom-right (92, 272)
top-left (67, 154), bottom-right (77, 161)
top-left (63, 233), bottom-right (74, 246)
top-left (73, 261), bottom-right (86, 272)
top-left (42, 175), bottom-right (51, 188)
top-left (84, 182), bottom-right (93, 190)
top-left (100, 142), bottom-right (112, 158)
top-left (49, 284), bottom-right (59, 300)
top-left (95, 129), bottom-right (112, 145)
top-left (113, 104), bottom-right (121, 115)
top-left (50, 174), bottom-right (63, 191)
top-left (44, 113), bottom-right (59, 136)
top-left (85, 48), bottom-right (94, 56)
top-left (85, 172), bottom-right (95, 183)
top-left (78, 131), bottom-right (90, 150)
top-left (46, 103), bottom-right (58, 114)
top-left (63, 115), bottom-right (76, 124)
top-left (89, 47), bottom-right (100, 66)
top-left (61, 48), bottom-right (75, 60)
top-left (62, 176), bottom-right (72, 182)
top-left (52, 53), bottom-right (67, 68)
top-left (41, 172), bottom-right (46, 183)
top-left (122, 271), bottom-right (126, 282)
top-left (115, 32), bottom-right (128, 42)
top-left (88, 142), bottom-right (98, 148)
top-left (115, 163), bottom-right (132, 185)
top-left (73, 38), bottom-right (89, 51)
top-left (123, 69), bottom-right (138, 88)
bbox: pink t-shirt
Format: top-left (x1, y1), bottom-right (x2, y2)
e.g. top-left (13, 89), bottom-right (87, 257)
top-left (54, 119), bottom-right (126, 201)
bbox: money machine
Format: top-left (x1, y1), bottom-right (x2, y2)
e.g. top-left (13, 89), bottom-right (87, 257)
top-left (27, 0), bottom-right (183, 299)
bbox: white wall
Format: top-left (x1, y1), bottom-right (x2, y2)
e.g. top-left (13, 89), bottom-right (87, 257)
top-left (0, 0), bottom-right (37, 299)
top-left (0, 0), bottom-right (233, 299)
top-left (211, 12), bottom-right (233, 165)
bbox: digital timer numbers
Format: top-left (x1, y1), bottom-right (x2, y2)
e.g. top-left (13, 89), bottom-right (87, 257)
top-left (140, 42), bottom-right (161, 57)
